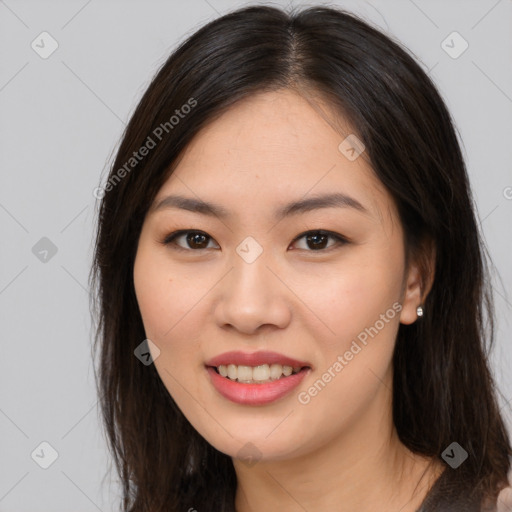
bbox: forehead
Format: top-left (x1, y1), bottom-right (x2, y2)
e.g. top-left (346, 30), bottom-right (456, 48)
top-left (152, 89), bottom-right (396, 227)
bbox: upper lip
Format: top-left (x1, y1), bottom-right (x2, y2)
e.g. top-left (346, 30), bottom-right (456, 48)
top-left (205, 350), bottom-right (312, 369)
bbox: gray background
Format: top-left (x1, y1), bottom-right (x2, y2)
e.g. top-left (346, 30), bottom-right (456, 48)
top-left (1, 0), bottom-right (511, 510)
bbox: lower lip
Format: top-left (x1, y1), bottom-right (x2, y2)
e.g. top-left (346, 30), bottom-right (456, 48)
top-left (206, 366), bottom-right (310, 406)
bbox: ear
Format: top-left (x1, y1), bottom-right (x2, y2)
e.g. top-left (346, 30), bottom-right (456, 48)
top-left (399, 237), bottom-right (436, 325)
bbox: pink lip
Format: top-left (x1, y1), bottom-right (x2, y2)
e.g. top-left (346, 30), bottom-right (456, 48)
top-left (204, 350), bottom-right (312, 369)
top-left (206, 366), bottom-right (311, 406)
top-left (204, 351), bottom-right (313, 406)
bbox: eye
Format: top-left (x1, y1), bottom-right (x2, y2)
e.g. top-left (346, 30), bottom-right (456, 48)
top-left (161, 230), bottom-right (219, 251)
top-left (290, 230), bottom-right (349, 252)
top-left (161, 229), bottom-right (349, 252)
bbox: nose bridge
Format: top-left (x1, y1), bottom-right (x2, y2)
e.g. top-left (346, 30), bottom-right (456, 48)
top-left (230, 235), bottom-right (275, 301)
top-left (216, 235), bottom-right (291, 333)
top-left (236, 234), bottom-right (266, 266)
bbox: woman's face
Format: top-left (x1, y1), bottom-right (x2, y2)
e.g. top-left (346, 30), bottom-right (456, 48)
top-left (133, 89), bottom-right (423, 463)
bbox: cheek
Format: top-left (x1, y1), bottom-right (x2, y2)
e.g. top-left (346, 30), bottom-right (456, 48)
top-left (134, 248), bottom-right (206, 410)
top-left (290, 245), bottom-right (403, 421)
top-left (293, 269), bottom-right (401, 448)
top-left (134, 244), bottom-right (202, 342)
top-left (133, 252), bottom-right (168, 339)
top-left (133, 244), bottom-right (214, 410)
top-left (293, 245), bottom-right (404, 345)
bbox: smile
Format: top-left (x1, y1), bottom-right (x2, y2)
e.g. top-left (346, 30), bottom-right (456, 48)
top-left (204, 350), bottom-right (313, 405)
top-left (205, 365), bottom-right (311, 406)
top-left (215, 363), bottom-right (305, 383)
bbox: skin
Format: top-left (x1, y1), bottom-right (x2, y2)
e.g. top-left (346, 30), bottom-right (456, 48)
top-left (133, 88), bottom-right (442, 512)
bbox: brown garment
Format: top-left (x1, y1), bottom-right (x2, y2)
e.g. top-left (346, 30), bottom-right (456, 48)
top-left (415, 468), bottom-right (488, 512)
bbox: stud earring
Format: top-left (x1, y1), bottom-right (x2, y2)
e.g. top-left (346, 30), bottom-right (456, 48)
top-left (416, 306), bottom-right (424, 317)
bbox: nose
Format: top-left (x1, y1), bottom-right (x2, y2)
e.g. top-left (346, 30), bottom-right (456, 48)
top-left (214, 249), bottom-right (292, 335)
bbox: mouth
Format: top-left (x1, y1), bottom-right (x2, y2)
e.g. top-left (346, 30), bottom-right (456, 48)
top-left (204, 350), bottom-right (313, 405)
top-left (205, 363), bottom-right (312, 406)
top-left (208, 363), bottom-right (310, 384)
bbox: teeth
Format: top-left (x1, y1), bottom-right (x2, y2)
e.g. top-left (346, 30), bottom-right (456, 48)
top-left (227, 364), bottom-right (237, 380)
top-left (253, 364), bottom-right (270, 381)
top-left (270, 364), bottom-right (283, 380)
top-left (237, 365), bottom-right (253, 382)
top-left (216, 363), bottom-right (303, 383)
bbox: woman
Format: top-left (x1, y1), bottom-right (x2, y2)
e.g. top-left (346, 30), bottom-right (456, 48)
top-left (90, 5), bottom-right (512, 511)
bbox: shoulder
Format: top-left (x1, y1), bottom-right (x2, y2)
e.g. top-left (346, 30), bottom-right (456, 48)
top-left (496, 469), bottom-right (512, 512)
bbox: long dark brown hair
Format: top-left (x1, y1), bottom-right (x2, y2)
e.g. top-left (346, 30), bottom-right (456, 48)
top-left (89, 5), bottom-right (512, 511)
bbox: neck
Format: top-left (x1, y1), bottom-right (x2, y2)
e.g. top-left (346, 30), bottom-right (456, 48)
top-left (233, 374), bottom-right (443, 512)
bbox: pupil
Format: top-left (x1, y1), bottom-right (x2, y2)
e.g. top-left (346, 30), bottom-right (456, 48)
top-left (307, 233), bottom-right (327, 250)
top-left (188, 232), bottom-right (208, 249)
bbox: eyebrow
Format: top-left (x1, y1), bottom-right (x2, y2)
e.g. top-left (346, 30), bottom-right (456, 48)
top-left (150, 192), bottom-right (370, 220)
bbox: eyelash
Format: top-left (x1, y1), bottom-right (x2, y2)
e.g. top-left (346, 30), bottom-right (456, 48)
top-left (160, 229), bottom-right (349, 253)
